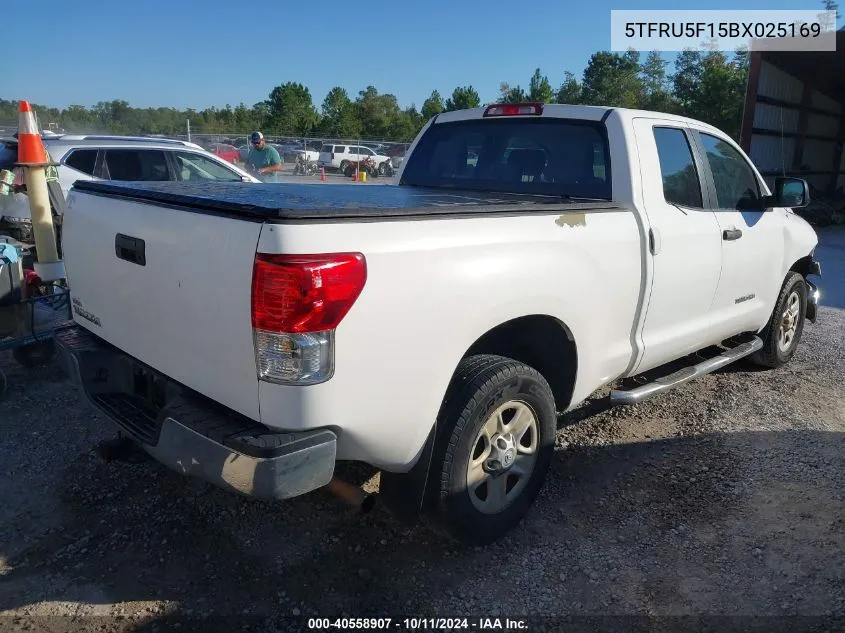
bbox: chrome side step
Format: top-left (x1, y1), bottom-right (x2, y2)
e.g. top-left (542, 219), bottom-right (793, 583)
top-left (610, 336), bottom-right (763, 406)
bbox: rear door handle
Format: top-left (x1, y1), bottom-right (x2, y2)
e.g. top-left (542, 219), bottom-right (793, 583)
top-left (722, 228), bottom-right (743, 241)
top-left (115, 233), bottom-right (146, 266)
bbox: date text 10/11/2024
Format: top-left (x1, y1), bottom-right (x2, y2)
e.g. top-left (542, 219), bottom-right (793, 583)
top-left (307, 617), bottom-right (529, 630)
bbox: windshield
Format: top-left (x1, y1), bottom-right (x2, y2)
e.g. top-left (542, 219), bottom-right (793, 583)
top-left (173, 152), bottom-right (243, 182)
top-left (400, 118), bottom-right (611, 199)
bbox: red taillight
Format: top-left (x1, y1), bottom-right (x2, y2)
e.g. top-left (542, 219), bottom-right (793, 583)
top-left (483, 102), bottom-right (544, 117)
top-left (251, 253), bottom-right (367, 334)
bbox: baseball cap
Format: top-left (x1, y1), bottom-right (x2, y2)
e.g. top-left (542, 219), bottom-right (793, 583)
top-left (250, 131), bottom-right (264, 144)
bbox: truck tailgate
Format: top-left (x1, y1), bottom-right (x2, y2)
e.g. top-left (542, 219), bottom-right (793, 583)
top-left (63, 189), bottom-right (263, 421)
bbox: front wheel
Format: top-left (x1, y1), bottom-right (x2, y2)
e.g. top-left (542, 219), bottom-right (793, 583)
top-left (425, 354), bottom-right (556, 545)
top-left (751, 271), bottom-right (808, 368)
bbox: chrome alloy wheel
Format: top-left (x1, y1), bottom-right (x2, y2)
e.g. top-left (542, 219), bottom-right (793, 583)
top-left (466, 400), bottom-right (539, 514)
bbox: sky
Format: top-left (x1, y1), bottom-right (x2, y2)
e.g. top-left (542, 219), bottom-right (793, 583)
top-left (2, 0), bottom-right (839, 113)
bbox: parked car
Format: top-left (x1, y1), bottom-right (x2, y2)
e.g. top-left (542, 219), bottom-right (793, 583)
top-left (289, 147), bottom-right (321, 163)
top-left (0, 134), bottom-right (259, 244)
top-left (207, 143), bottom-right (240, 164)
top-left (318, 143), bottom-right (392, 174)
top-left (56, 102), bottom-right (820, 546)
top-left (290, 140), bottom-right (323, 163)
top-left (384, 143), bottom-right (409, 157)
top-left (384, 143), bottom-right (411, 169)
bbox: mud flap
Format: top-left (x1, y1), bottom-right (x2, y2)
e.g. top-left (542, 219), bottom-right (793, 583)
top-left (378, 424), bottom-right (437, 523)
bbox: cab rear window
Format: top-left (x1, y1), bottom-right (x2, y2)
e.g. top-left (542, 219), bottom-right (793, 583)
top-left (400, 118), bottom-right (611, 199)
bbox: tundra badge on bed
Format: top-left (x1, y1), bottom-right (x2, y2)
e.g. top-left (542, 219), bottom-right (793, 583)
top-left (71, 297), bottom-right (101, 327)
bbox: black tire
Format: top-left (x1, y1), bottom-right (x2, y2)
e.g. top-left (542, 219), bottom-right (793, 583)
top-left (378, 161), bottom-right (388, 176)
top-left (339, 160), bottom-right (349, 175)
top-left (13, 340), bottom-right (56, 368)
top-left (750, 271), bottom-right (807, 368)
top-left (425, 354), bottom-right (556, 545)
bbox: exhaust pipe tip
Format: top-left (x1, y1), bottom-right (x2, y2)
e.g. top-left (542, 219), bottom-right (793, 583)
top-left (326, 476), bottom-right (376, 513)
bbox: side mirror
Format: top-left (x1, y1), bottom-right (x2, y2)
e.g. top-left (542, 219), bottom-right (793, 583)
top-left (769, 177), bottom-right (810, 209)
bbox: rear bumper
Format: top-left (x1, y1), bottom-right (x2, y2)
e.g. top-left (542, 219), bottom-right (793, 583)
top-left (54, 323), bottom-right (337, 500)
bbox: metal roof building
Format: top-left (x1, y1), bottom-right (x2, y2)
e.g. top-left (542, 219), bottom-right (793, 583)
top-left (740, 29), bottom-right (845, 196)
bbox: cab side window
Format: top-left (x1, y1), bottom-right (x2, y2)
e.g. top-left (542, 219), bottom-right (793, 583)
top-left (64, 149), bottom-right (98, 176)
top-left (653, 127), bottom-right (704, 208)
top-left (699, 133), bottom-right (761, 210)
top-left (103, 150), bottom-right (170, 181)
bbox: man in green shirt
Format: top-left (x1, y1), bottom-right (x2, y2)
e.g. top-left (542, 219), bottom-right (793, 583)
top-left (246, 131), bottom-right (283, 183)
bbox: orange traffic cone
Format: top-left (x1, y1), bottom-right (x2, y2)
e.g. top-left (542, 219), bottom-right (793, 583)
top-left (320, 166), bottom-right (326, 182)
top-left (17, 100), bottom-right (62, 278)
top-left (17, 101), bottom-right (49, 166)
top-left (353, 169), bottom-right (358, 182)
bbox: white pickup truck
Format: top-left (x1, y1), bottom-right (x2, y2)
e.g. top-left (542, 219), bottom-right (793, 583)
top-left (55, 102), bottom-right (822, 545)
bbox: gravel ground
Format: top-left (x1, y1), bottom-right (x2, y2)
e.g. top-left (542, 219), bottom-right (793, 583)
top-left (0, 228), bottom-right (843, 632)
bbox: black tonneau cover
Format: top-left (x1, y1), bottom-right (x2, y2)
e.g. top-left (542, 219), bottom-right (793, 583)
top-left (71, 180), bottom-right (627, 222)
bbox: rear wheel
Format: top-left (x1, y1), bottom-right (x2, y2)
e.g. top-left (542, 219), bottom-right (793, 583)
top-left (751, 272), bottom-right (807, 368)
top-left (425, 354), bottom-right (556, 545)
top-left (339, 160), bottom-right (349, 175)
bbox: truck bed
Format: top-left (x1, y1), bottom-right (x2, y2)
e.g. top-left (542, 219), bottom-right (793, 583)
top-left (71, 180), bottom-right (626, 222)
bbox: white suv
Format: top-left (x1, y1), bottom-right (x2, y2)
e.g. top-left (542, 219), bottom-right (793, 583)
top-left (1, 135), bottom-right (259, 243)
top-left (318, 143), bottom-right (392, 173)
top-left (47, 135), bottom-right (259, 196)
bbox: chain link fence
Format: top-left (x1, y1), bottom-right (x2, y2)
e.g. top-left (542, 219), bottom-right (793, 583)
top-left (170, 133), bottom-right (408, 162)
top-left (0, 123), bottom-right (413, 171)
top-left (0, 123), bottom-right (411, 164)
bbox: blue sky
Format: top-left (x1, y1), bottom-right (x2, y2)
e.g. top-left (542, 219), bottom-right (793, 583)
top-left (4, 0), bottom-right (838, 112)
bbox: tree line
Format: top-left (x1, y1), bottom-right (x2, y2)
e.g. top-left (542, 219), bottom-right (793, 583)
top-left (0, 47), bottom-right (750, 142)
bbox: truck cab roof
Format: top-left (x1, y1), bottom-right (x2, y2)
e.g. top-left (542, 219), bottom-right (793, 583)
top-left (433, 103), bottom-right (726, 137)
